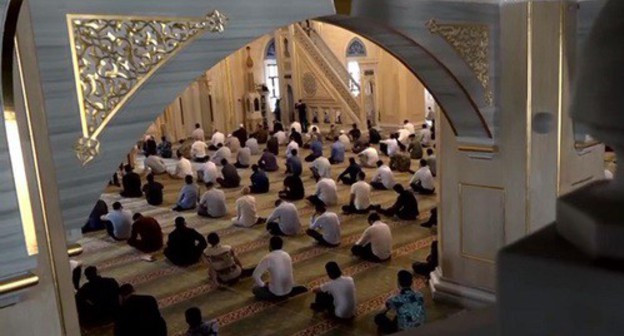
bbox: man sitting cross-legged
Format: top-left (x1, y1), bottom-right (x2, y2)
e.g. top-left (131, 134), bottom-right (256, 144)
top-left (164, 217), bottom-right (207, 266)
top-left (75, 266), bottom-right (120, 327)
top-left (252, 236), bottom-right (308, 301)
top-left (217, 158), bottom-right (241, 189)
top-left (342, 171), bottom-right (373, 215)
top-left (198, 182), bottom-right (227, 218)
top-left (278, 173), bottom-right (305, 201)
top-left (374, 270), bottom-right (426, 334)
top-left (310, 262), bottom-right (356, 320)
top-left (306, 203), bottom-right (341, 247)
top-left (127, 213), bottom-right (163, 253)
top-left (258, 148), bottom-right (279, 172)
top-left (337, 157), bottom-right (362, 185)
top-left (232, 187), bottom-right (265, 228)
top-left (376, 184), bottom-right (420, 220)
top-left (173, 175), bottom-right (199, 212)
top-left (370, 160), bottom-right (396, 190)
top-left (204, 232), bottom-right (254, 285)
top-left (307, 177), bottom-right (338, 207)
top-left (351, 212), bottom-right (392, 262)
top-left (266, 199), bottom-right (301, 236)
top-left (249, 164), bottom-right (270, 194)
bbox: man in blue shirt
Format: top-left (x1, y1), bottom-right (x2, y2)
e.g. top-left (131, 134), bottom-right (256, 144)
top-left (250, 164), bottom-right (270, 194)
top-left (329, 137), bottom-right (346, 164)
top-left (305, 138), bottom-right (323, 162)
top-left (173, 175), bottom-right (199, 211)
top-left (375, 270), bottom-right (426, 334)
top-left (285, 149), bottom-right (303, 176)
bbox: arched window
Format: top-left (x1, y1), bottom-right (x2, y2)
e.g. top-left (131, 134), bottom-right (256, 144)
top-left (264, 38), bottom-right (280, 111)
top-left (346, 38), bottom-right (366, 96)
top-left (346, 38), bottom-right (367, 58)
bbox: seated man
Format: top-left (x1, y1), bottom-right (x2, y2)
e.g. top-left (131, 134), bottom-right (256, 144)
top-left (173, 175), bottom-right (199, 211)
top-left (337, 157), bottom-right (362, 185)
top-left (389, 152), bottom-right (412, 173)
top-left (358, 145), bottom-right (379, 168)
top-left (164, 217), bottom-right (208, 266)
top-left (306, 204), bottom-right (341, 247)
top-left (209, 129), bottom-right (225, 150)
top-left (325, 124), bottom-right (338, 141)
top-left (101, 202), bottom-right (132, 241)
top-left (412, 239), bottom-right (438, 279)
top-left (258, 148), bottom-right (279, 172)
top-left (381, 134), bottom-right (400, 157)
top-left (371, 160), bottom-right (396, 190)
top-left (226, 134), bottom-right (240, 154)
top-left (338, 130), bottom-right (351, 151)
top-left (217, 159), bottom-right (241, 188)
top-left (426, 148), bottom-right (437, 177)
top-left (252, 236), bottom-right (307, 301)
top-left (198, 182), bottom-right (227, 218)
top-left (246, 136), bottom-right (261, 155)
top-left (376, 184), bottom-right (420, 220)
top-left (191, 139), bottom-right (209, 163)
top-left (144, 154), bottom-right (167, 175)
top-left (286, 136), bottom-right (300, 159)
top-left (115, 284), bottom-right (167, 336)
top-left (235, 144), bottom-right (252, 168)
top-left (266, 199), bottom-right (301, 236)
top-left (421, 207), bottom-right (437, 228)
top-left (157, 136), bottom-right (172, 158)
top-left (348, 123), bottom-right (361, 142)
top-left (185, 307), bottom-right (218, 336)
top-left (307, 177), bottom-right (338, 207)
top-left (342, 172), bottom-right (372, 214)
top-left (351, 213), bottom-right (392, 262)
top-left (170, 150), bottom-right (194, 179)
top-left (408, 134), bottom-right (423, 160)
top-left (374, 270), bottom-right (426, 334)
top-left (128, 213), bottom-right (163, 253)
top-left (329, 137), bottom-right (346, 164)
top-left (285, 149), bottom-right (303, 176)
top-left (232, 187), bottom-right (265, 228)
top-left (310, 156), bottom-right (332, 180)
top-left (250, 164), bottom-right (270, 194)
top-left (211, 143), bottom-right (232, 166)
top-left (290, 128), bottom-right (303, 147)
top-left (304, 137), bottom-right (323, 162)
top-left (409, 159), bottom-right (435, 195)
top-left (198, 160), bottom-right (219, 184)
top-left (142, 173), bottom-right (164, 206)
top-left (75, 266), bottom-right (120, 327)
top-left (368, 127), bottom-right (381, 145)
top-left (252, 125), bottom-right (269, 144)
top-left (420, 124), bottom-right (433, 147)
top-left (232, 124), bottom-right (248, 145)
top-left (279, 174), bottom-right (305, 201)
top-left (192, 123), bottom-right (205, 141)
top-left (120, 164), bottom-right (142, 198)
top-left (273, 130), bottom-right (287, 147)
top-left (82, 200), bottom-right (110, 233)
top-left (204, 232), bottom-right (254, 285)
top-left (310, 262), bottom-right (356, 320)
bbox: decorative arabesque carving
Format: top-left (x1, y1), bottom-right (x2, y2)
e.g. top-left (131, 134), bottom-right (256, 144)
top-left (67, 10), bottom-right (228, 165)
top-left (302, 72), bottom-right (318, 97)
top-left (426, 19), bottom-right (493, 106)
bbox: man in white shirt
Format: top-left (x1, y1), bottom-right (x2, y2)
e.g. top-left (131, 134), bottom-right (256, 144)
top-left (397, 128), bottom-right (412, 147)
top-left (307, 177), bottom-right (338, 207)
top-left (306, 204), bottom-right (341, 247)
top-left (410, 159), bottom-right (436, 195)
top-left (426, 148), bottom-right (437, 177)
top-left (310, 262), bottom-right (356, 320)
top-left (210, 129), bottom-right (225, 150)
top-left (235, 145), bottom-right (251, 169)
top-left (420, 124), bottom-right (432, 147)
top-left (245, 136), bottom-right (261, 155)
top-left (351, 213), bottom-right (392, 262)
top-left (252, 237), bottom-right (308, 301)
top-left (359, 145), bottom-right (379, 168)
top-left (101, 202), bottom-right (132, 240)
top-left (144, 154), bottom-right (167, 175)
top-left (198, 182), bottom-right (228, 218)
top-left (381, 135), bottom-right (400, 157)
top-left (191, 140), bottom-right (209, 163)
top-left (338, 131), bottom-right (352, 151)
top-left (232, 187), bottom-right (265, 228)
top-left (403, 120), bottom-right (415, 134)
top-left (274, 130), bottom-right (288, 146)
top-left (198, 160), bottom-right (219, 184)
top-left (290, 121), bottom-right (302, 134)
top-left (170, 150), bottom-right (194, 179)
top-left (192, 123), bottom-right (205, 141)
top-left (371, 160), bottom-right (396, 190)
top-left (266, 200), bottom-right (302, 236)
top-left (286, 137), bottom-right (299, 159)
top-left (225, 134), bottom-right (241, 153)
top-left (342, 171), bottom-right (373, 214)
top-left (211, 143), bottom-right (231, 166)
top-left (310, 156), bottom-right (332, 180)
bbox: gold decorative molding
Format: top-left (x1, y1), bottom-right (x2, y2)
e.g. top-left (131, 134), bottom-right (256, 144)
top-left (458, 144), bottom-right (497, 154)
top-left (0, 272), bottom-right (39, 296)
top-left (67, 10), bottom-right (228, 165)
top-left (67, 243), bottom-right (83, 257)
top-left (426, 19), bottom-right (493, 106)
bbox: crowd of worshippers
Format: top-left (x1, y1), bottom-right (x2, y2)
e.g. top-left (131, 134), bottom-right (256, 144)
top-left (80, 118), bottom-right (438, 335)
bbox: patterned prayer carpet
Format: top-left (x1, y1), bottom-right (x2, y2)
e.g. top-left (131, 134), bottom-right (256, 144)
top-left (76, 143), bottom-right (463, 335)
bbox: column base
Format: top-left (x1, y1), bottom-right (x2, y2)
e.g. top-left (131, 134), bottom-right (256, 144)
top-left (429, 268), bottom-right (496, 309)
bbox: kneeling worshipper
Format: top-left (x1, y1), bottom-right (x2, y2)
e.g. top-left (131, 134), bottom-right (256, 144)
top-left (285, 149), bottom-right (303, 176)
top-left (204, 232), bottom-right (255, 285)
top-left (144, 153), bottom-right (167, 175)
top-left (127, 213), bottom-right (163, 253)
top-left (409, 159), bottom-right (436, 195)
top-left (157, 136), bottom-right (173, 158)
top-left (164, 217), bottom-right (207, 266)
top-left (304, 137), bottom-right (323, 162)
top-left (426, 148), bottom-right (437, 176)
top-left (246, 135), bottom-right (261, 155)
top-left (376, 184), bottom-right (420, 220)
top-left (279, 174), bottom-right (305, 201)
top-left (252, 237), bottom-right (308, 301)
top-left (114, 284), bottom-right (167, 336)
top-left (337, 157), bottom-right (362, 185)
top-left (198, 159), bottom-right (219, 184)
top-left (310, 156), bottom-right (332, 180)
top-left (185, 307), bottom-right (219, 336)
top-left (173, 175), bottom-right (199, 212)
top-left (209, 129), bottom-right (225, 150)
top-left (266, 199), bottom-right (302, 236)
top-left (342, 172), bottom-right (373, 215)
top-left (408, 134), bottom-right (423, 160)
top-left (82, 199), bottom-right (110, 233)
top-left (351, 213), bottom-right (392, 262)
top-left (217, 158), bottom-right (241, 188)
top-left (258, 148), bottom-right (279, 172)
top-left (390, 152), bottom-right (412, 173)
top-left (307, 177), bottom-right (338, 207)
top-left (75, 266), bottom-right (119, 327)
top-left (310, 262), bottom-right (356, 320)
top-left (374, 270), bottom-right (426, 334)
top-left (338, 130), bottom-right (351, 150)
top-left (412, 238), bottom-right (438, 279)
top-left (232, 123), bottom-right (248, 145)
top-left (358, 144), bottom-right (379, 168)
top-left (368, 126), bottom-right (381, 144)
top-left (226, 133), bottom-right (241, 153)
top-left (250, 164), bottom-right (270, 194)
top-left (273, 130), bottom-right (287, 147)
top-left (142, 173), bottom-right (164, 206)
top-left (306, 204), bottom-right (341, 247)
top-left (198, 182), bottom-right (228, 218)
top-left (170, 150), bottom-right (194, 179)
top-left (191, 139), bottom-right (209, 163)
top-left (232, 187), bottom-right (265, 228)
top-left (329, 136), bottom-right (346, 164)
top-left (371, 160), bottom-right (396, 190)
top-left (235, 143), bottom-right (252, 168)
top-left (120, 164), bottom-right (142, 198)
top-left (211, 143), bottom-right (232, 166)
top-left (101, 202), bottom-right (132, 241)
top-left (286, 136), bottom-right (300, 159)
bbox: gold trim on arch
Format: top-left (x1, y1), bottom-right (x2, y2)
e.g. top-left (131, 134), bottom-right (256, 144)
top-left (66, 10), bottom-right (228, 165)
top-left (458, 144), bottom-right (497, 154)
top-left (0, 272), bottom-right (39, 296)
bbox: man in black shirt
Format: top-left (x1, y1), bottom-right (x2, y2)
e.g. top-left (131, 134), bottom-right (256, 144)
top-left (164, 217), bottom-right (208, 266)
top-left (120, 164), bottom-right (142, 198)
top-left (295, 99), bottom-right (308, 133)
top-left (114, 284), bottom-right (167, 336)
top-left (267, 135), bottom-right (279, 156)
top-left (348, 123), bottom-right (361, 142)
top-left (142, 173), bottom-right (163, 206)
top-left (290, 128), bottom-right (303, 147)
top-left (250, 164), bottom-right (270, 194)
top-left (368, 127), bottom-right (381, 144)
top-left (217, 159), bottom-right (241, 188)
top-left (75, 266), bottom-right (120, 327)
top-left (376, 184), bottom-right (420, 220)
top-left (232, 124), bottom-right (248, 145)
top-left (279, 174), bottom-right (305, 201)
top-left (337, 157), bottom-right (362, 185)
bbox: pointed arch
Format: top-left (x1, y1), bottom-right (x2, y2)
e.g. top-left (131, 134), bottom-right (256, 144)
top-left (346, 37), bottom-right (366, 57)
top-left (264, 38), bottom-right (276, 60)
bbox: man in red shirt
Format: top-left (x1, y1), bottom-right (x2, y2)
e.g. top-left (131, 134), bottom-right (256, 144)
top-left (127, 213), bottom-right (163, 253)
